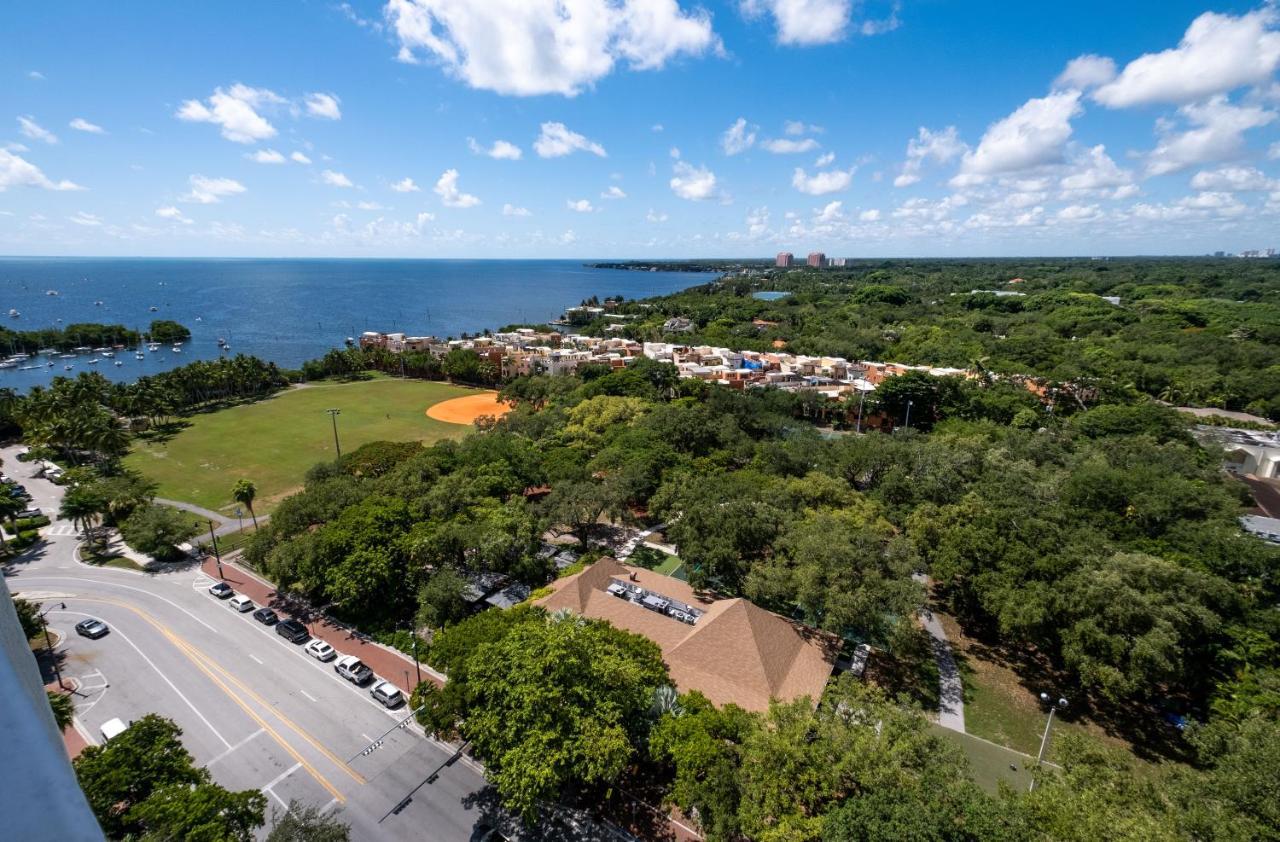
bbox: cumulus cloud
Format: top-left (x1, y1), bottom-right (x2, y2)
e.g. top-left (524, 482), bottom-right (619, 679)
top-left (956, 91), bottom-right (1081, 182)
top-left (815, 151), bottom-right (835, 167)
top-left (305, 92), bottom-right (342, 120)
top-left (1059, 144), bottom-right (1134, 193)
top-left (646, 208), bottom-right (669, 222)
top-left (670, 160), bottom-right (718, 200)
top-left (69, 117), bottom-right (105, 134)
top-left (321, 169), bottom-right (355, 187)
top-left (1053, 54), bottom-right (1116, 91)
top-left (434, 168), bottom-right (480, 207)
top-left (792, 165), bottom-right (853, 195)
top-left (176, 84), bottom-right (283, 143)
top-left (290, 151), bottom-right (312, 164)
top-left (390, 177), bottom-right (421, 192)
top-left (761, 137), bottom-right (819, 154)
top-left (567, 198), bottom-right (595, 212)
top-left (68, 211), bottom-right (103, 227)
top-left (155, 206), bottom-right (192, 224)
top-left (601, 185), bottom-right (627, 199)
top-left (18, 115), bottom-right (57, 144)
top-left (247, 148), bottom-right (286, 164)
top-left (740, 0), bottom-right (847, 45)
top-left (1146, 96), bottom-right (1276, 176)
top-left (815, 200), bottom-right (843, 222)
top-left (721, 117), bottom-right (757, 155)
top-left (859, 208), bottom-right (881, 221)
top-left (1093, 8), bottom-right (1280, 108)
top-left (502, 203), bottom-right (531, 216)
top-left (468, 137), bottom-right (523, 160)
top-left (534, 122), bottom-right (606, 158)
top-left (181, 174), bottom-right (246, 204)
top-left (895, 125), bottom-right (966, 187)
top-left (385, 0), bottom-right (719, 96)
top-left (0, 148), bottom-right (84, 192)
top-left (1056, 203), bottom-right (1105, 223)
top-left (1189, 165), bottom-right (1278, 191)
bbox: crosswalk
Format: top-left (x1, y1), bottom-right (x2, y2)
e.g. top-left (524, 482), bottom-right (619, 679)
top-left (44, 523), bottom-right (78, 537)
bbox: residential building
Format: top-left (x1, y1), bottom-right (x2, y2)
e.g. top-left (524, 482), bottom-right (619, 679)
top-left (1196, 426), bottom-right (1280, 479)
top-left (806, 252), bottom-right (826, 268)
top-left (662, 317), bottom-right (695, 333)
top-left (776, 252), bottom-right (794, 268)
top-left (537, 558), bottom-right (838, 712)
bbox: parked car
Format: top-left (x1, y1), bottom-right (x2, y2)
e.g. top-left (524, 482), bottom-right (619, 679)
top-left (74, 618), bottom-right (110, 639)
top-left (18, 507), bottom-right (41, 519)
top-left (334, 655), bottom-right (373, 685)
top-left (228, 595), bottom-right (254, 613)
top-left (275, 619), bottom-right (310, 644)
top-left (252, 607), bottom-right (278, 625)
top-left (370, 680), bottom-right (405, 709)
top-left (100, 718), bottom-right (129, 742)
top-left (208, 582), bottom-right (234, 599)
top-left (305, 639), bottom-right (337, 662)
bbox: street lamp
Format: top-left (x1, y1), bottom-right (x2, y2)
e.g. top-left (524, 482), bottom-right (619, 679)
top-left (39, 602), bottom-right (68, 690)
top-left (234, 507), bottom-right (244, 534)
top-left (207, 519), bottom-right (223, 579)
top-left (855, 388), bottom-right (867, 434)
top-left (1029, 693), bottom-right (1068, 792)
top-left (903, 399), bottom-right (914, 431)
top-left (326, 408), bottom-right (343, 461)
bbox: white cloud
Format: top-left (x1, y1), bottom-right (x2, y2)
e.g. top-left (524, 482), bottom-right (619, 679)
top-left (321, 169), bottom-right (355, 187)
top-left (1189, 165), bottom-right (1277, 191)
top-left (69, 117), bottom-right (105, 134)
top-left (559, 229), bottom-right (577, 244)
top-left (502, 203), bottom-right (531, 216)
top-left (434, 168), bottom-right (481, 207)
top-left (1146, 96), bottom-right (1276, 176)
top-left (385, 0), bottom-right (718, 96)
top-left (390, 177), bottom-right (421, 192)
top-left (176, 84), bottom-right (283, 143)
top-left (741, 0), bottom-right (849, 45)
top-left (815, 200), bottom-right (843, 222)
top-left (1271, 141), bottom-right (1280, 160)
top-left (669, 146), bottom-right (681, 159)
top-left (290, 151), bottom-right (312, 164)
top-left (155, 206), bottom-right (192, 224)
top-left (721, 117), bottom-right (757, 155)
top-left (859, 208), bottom-right (881, 221)
top-left (651, 123), bottom-right (664, 132)
top-left (0, 149), bottom-right (83, 191)
top-left (305, 92), bottom-right (342, 120)
top-left (567, 198), bottom-right (595, 212)
top-left (792, 165), bottom-right (853, 194)
top-left (601, 185), bottom-right (627, 199)
top-left (468, 137), bottom-right (523, 160)
top-left (1093, 8), bottom-right (1280, 108)
top-left (68, 211), bottom-right (102, 227)
top-left (956, 91), bottom-right (1081, 182)
top-left (761, 137), bottom-right (819, 154)
top-left (1059, 144), bottom-right (1133, 192)
top-left (247, 148), bottom-right (286, 164)
top-left (895, 125), bottom-right (966, 187)
top-left (357, 200), bottom-right (385, 210)
top-left (181, 174), bottom-right (247, 204)
top-left (1056, 203), bottom-right (1104, 223)
top-left (27, 70), bottom-right (44, 80)
top-left (646, 208), bottom-right (669, 222)
top-left (18, 115), bottom-right (57, 144)
top-left (416, 211), bottom-right (436, 225)
top-left (1053, 54), bottom-right (1116, 91)
top-left (670, 160), bottom-right (718, 200)
top-left (534, 122), bottom-right (606, 158)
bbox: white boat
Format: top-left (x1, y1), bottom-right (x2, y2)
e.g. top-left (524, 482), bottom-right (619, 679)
top-left (101, 351), bottom-right (114, 358)
top-left (171, 345), bottom-right (182, 352)
top-left (46, 290), bottom-right (59, 296)
top-left (63, 365), bottom-right (73, 371)
top-left (135, 353), bottom-right (145, 360)
top-left (7, 309), bottom-right (18, 318)
top-left (59, 354), bottom-right (75, 359)
top-left (9, 354), bottom-right (28, 361)
top-left (72, 346), bottom-right (91, 352)
top-left (149, 306), bottom-right (158, 312)
top-left (19, 364), bottom-right (43, 371)
top-left (0, 361), bottom-right (16, 370)
top-left (38, 348), bottom-right (56, 355)
top-left (114, 361), bottom-right (123, 367)
top-left (87, 359), bottom-right (98, 365)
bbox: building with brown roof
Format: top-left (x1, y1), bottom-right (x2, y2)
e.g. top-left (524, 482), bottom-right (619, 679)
top-left (536, 557), bottom-right (838, 712)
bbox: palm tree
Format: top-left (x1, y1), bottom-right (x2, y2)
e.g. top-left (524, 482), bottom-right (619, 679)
top-left (232, 479), bottom-right (258, 529)
top-left (47, 691), bottom-right (74, 731)
top-left (59, 487), bottom-right (104, 544)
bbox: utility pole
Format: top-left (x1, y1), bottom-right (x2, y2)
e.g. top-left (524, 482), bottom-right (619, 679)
top-left (326, 408), bottom-right (342, 460)
top-left (1029, 694), bottom-right (1068, 792)
top-left (903, 399), bottom-right (914, 431)
top-left (208, 520), bottom-right (223, 579)
top-left (856, 388), bottom-right (867, 434)
top-left (410, 627), bottom-right (422, 686)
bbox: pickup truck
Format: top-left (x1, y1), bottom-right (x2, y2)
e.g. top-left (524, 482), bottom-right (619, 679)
top-left (334, 655), bottom-right (373, 686)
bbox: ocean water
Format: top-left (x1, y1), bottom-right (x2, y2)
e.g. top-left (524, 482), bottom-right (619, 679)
top-left (0, 258), bottom-right (706, 391)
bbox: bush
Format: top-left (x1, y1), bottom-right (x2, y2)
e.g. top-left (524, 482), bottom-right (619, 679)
top-left (13, 515), bottom-right (50, 530)
top-left (121, 505), bottom-right (199, 562)
top-left (13, 529), bottom-right (40, 549)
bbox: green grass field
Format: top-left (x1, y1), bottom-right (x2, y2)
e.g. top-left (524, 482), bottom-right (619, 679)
top-left (125, 378), bottom-right (479, 515)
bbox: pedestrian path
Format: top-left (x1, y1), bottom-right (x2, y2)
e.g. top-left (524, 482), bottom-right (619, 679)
top-left (157, 497), bottom-right (270, 537)
top-left (914, 572), bottom-right (966, 733)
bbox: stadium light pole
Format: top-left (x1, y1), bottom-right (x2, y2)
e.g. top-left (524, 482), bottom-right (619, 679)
top-left (326, 408), bottom-right (343, 461)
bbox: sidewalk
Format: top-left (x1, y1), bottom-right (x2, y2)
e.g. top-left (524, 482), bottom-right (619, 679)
top-left (201, 556), bottom-right (439, 693)
top-left (44, 678), bottom-right (90, 760)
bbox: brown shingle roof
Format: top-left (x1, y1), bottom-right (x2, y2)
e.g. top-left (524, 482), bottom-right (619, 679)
top-left (537, 557), bottom-right (837, 712)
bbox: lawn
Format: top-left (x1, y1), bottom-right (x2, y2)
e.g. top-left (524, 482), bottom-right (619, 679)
top-left (125, 378), bottom-right (479, 515)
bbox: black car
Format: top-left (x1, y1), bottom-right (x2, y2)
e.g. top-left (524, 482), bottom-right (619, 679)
top-left (275, 619), bottom-right (309, 643)
top-left (74, 618), bottom-right (110, 639)
top-left (252, 606), bottom-right (278, 625)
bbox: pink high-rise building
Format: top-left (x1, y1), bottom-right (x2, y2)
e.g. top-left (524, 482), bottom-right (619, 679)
top-left (776, 252), bottom-right (793, 268)
top-left (807, 252), bottom-right (826, 268)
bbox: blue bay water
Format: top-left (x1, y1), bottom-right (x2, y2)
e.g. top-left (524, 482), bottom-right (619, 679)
top-left (0, 258), bottom-right (706, 391)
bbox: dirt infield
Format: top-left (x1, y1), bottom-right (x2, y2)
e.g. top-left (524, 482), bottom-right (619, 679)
top-left (426, 391), bottom-right (512, 425)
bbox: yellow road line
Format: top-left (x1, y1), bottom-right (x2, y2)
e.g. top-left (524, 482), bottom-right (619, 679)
top-left (71, 595), bottom-right (356, 800)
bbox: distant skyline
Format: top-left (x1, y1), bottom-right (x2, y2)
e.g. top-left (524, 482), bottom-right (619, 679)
top-left (2, 1), bottom-right (1279, 258)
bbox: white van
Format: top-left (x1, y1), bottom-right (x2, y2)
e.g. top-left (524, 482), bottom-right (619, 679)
top-left (100, 717), bottom-right (128, 742)
top-left (228, 594), bottom-right (255, 613)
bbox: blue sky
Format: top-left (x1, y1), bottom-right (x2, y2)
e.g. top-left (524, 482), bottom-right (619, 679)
top-left (2, 0), bottom-right (1279, 257)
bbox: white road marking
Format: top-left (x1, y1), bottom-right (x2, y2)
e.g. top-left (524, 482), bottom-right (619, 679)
top-left (51, 607), bottom-right (232, 750)
top-left (260, 761), bottom-right (302, 793)
top-left (319, 797), bottom-right (340, 815)
top-left (26, 576), bottom-right (218, 633)
top-left (300, 690), bottom-right (318, 702)
top-left (207, 728), bottom-right (266, 766)
top-left (249, 654), bottom-right (264, 665)
top-left (361, 733), bottom-right (375, 743)
top-left (264, 788), bottom-right (289, 810)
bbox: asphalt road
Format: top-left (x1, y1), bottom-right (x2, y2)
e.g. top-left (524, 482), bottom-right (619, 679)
top-left (2, 444), bottom-right (501, 842)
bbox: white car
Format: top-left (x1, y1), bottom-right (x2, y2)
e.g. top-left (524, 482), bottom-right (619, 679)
top-left (228, 594), bottom-right (254, 613)
top-left (334, 654), bottom-right (373, 685)
top-left (100, 718), bottom-right (129, 742)
top-left (370, 680), bottom-right (405, 709)
top-left (305, 639), bottom-right (337, 662)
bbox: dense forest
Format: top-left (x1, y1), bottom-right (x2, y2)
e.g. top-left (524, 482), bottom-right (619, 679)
top-left (581, 258), bottom-right (1280, 420)
top-left (0, 319), bottom-right (193, 354)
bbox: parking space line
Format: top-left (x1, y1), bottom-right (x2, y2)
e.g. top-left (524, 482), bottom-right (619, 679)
top-left (52, 607), bottom-right (232, 750)
top-left (319, 797), bottom-right (339, 815)
top-left (249, 654), bottom-right (264, 665)
top-left (261, 761), bottom-right (302, 793)
top-left (300, 690), bottom-right (318, 702)
top-left (264, 787), bottom-right (289, 810)
top-left (208, 728), bottom-right (265, 767)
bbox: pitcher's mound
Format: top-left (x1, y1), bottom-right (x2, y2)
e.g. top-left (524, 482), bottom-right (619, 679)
top-left (426, 392), bottom-right (512, 425)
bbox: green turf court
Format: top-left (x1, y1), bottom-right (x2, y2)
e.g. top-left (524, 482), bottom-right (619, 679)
top-left (125, 378), bottom-right (478, 515)
top-left (932, 725), bottom-right (1050, 793)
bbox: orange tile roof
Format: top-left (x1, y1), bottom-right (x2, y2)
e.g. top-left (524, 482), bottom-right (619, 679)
top-left (536, 558), bottom-right (838, 712)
